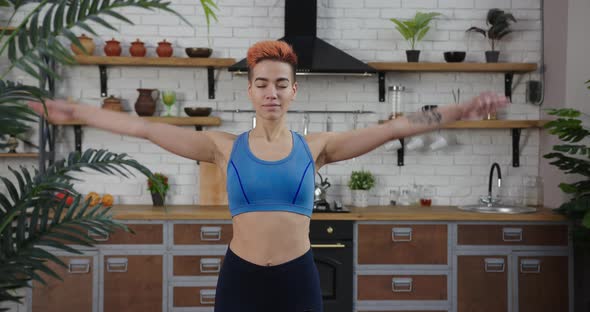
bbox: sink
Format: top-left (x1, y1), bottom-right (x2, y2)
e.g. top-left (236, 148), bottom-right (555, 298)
top-left (458, 204), bottom-right (537, 214)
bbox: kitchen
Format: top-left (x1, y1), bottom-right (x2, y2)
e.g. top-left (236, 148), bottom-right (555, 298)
top-left (0, 0), bottom-right (588, 311)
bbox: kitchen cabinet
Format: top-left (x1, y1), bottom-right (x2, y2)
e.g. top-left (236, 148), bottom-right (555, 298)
top-left (457, 255), bottom-right (508, 312)
top-left (517, 255), bottom-right (569, 312)
top-left (31, 254), bottom-right (97, 312)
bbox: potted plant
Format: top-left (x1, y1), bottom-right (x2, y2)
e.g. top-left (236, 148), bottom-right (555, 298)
top-left (390, 12), bottom-right (441, 62)
top-left (0, 0), bottom-right (191, 307)
top-left (466, 8), bottom-right (517, 63)
top-left (543, 84), bottom-right (590, 238)
top-left (148, 172), bottom-right (169, 206)
top-left (348, 170), bottom-right (376, 207)
top-left (185, 0), bottom-right (219, 58)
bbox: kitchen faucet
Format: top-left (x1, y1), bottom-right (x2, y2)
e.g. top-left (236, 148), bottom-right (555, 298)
top-left (481, 162), bottom-right (502, 206)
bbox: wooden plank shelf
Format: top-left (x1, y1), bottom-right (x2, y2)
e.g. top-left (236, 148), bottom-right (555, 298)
top-left (71, 56), bottom-right (236, 99)
top-left (379, 119), bottom-right (548, 129)
top-left (54, 116), bottom-right (221, 127)
top-left (370, 62), bottom-right (538, 102)
top-left (73, 55), bottom-right (235, 68)
top-left (0, 153), bottom-right (38, 158)
top-left (368, 62), bottom-right (537, 73)
top-left (52, 116), bottom-right (221, 155)
top-left (377, 119), bottom-right (548, 168)
top-left (0, 26), bottom-right (16, 34)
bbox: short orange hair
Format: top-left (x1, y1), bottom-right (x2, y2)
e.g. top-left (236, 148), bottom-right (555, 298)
top-left (247, 40), bottom-right (298, 81)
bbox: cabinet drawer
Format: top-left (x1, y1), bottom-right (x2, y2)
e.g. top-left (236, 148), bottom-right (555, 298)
top-left (94, 223), bottom-right (163, 245)
top-left (457, 224), bottom-right (568, 246)
top-left (173, 224), bottom-right (233, 245)
top-left (357, 275), bottom-right (447, 300)
top-left (358, 224), bottom-right (447, 265)
top-left (173, 287), bottom-right (216, 307)
top-left (173, 255), bottom-right (225, 276)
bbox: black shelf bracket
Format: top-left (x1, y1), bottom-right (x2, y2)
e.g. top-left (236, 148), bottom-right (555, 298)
top-left (378, 72), bottom-right (386, 102)
top-left (511, 128), bottom-right (521, 167)
top-left (208, 67), bottom-right (215, 99)
top-left (99, 65), bottom-right (108, 97)
top-left (74, 125), bottom-right (82, 153)
top-left (397, 138), bottom-right (405, 166)
top-left (504, 72), bottom-right (514, 101)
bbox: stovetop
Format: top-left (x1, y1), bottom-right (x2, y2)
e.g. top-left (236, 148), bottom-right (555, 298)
top-left (313, 200), bottom-right (350, 213)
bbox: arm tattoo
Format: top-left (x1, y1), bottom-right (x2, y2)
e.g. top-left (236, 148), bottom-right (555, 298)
top-left (406, 109), bottom-right (443, 126)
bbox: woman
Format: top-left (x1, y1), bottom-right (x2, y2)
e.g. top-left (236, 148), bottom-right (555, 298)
top-left (29, 40), bottom-right (508, 312)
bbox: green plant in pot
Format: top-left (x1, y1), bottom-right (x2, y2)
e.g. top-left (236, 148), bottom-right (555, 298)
top-left (0, 0), bottom-right (213, 307)
top-left (185, 0), bottom-right (219, 58)
top-left (390, 12), bottom-right (441, 62)
top-left (147, 172), bottom-right (169, 206)
top-left (543, 80), bottom-right (590, 244)
top-left (348, 170), bottom-right (375, 207)
top-left (466, 8), bottom-right (517, 63)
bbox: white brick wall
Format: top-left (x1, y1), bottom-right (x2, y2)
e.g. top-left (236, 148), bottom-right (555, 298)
top-left (1, 0), bottom-right (544, 217)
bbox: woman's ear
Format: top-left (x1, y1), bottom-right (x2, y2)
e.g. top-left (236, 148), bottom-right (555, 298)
top-left (292, 81), bottom-right (298, 101)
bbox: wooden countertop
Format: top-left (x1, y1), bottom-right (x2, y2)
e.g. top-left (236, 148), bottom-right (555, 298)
top-left (111, 205), bottom-right (567, 222)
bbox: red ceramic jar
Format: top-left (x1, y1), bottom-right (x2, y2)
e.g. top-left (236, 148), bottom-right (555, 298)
top-left (129, 39), bottom-right (146, 57)
top-left (104, 38), bottom-right (122, 56)
top-left (156, 39), bottom-right (173, 57)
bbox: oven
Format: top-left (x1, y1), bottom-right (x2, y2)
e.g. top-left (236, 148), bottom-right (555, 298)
top-left (310, 220), bottom-right (353, 312)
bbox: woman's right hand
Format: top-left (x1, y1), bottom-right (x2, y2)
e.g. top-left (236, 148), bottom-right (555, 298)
top-left (28, 99), bottom-right (77, 124)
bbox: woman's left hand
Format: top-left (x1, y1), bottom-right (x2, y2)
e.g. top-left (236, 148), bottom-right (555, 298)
top-left (458, 92), bottom-right (510, 120)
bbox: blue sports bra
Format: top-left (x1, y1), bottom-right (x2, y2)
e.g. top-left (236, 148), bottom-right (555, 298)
top-left (226, 130), bottom-right (315, 218)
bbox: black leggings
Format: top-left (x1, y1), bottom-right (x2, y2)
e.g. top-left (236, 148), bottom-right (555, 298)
top-left (214, 247), bottom-right (323, 312)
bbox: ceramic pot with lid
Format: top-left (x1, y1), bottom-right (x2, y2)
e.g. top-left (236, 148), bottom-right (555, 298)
top-left (130, 39), bottom-right (146, 57)
top-left (156, 39), bottom-right (173, 57)
top-left (104, 38), bottom-right (122, 56)
top-left (70, 34), bottom-right (95, 56)
top-left (102, 95), bottom-right (123, 111)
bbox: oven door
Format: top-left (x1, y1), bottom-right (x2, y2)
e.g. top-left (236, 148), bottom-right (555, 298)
top-left (311, 241), bottom-right (353, 312)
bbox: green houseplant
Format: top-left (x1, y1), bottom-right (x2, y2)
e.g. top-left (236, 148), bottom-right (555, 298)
top-left (147, 172), bottom-right (169, 206)
top-left (0, 0), bottom-right (219, 308)
top-left (543, 81), bottom-right (590, 242)
top-left (466, 8), bottom-right (517, 63)
top-left (348, 170), bottom-right (376, 207)
top-left (390, 12), bottom-right (441, 62)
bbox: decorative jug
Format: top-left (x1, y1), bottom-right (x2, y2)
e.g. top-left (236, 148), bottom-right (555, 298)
top-left (134, 88), bottom-right (159, 116)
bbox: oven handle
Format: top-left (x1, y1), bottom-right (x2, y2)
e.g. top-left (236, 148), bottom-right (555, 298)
top-left (311, 243), bottom-right (347, 248)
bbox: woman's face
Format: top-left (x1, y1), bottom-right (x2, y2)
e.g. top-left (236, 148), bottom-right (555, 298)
top-left (248, 60), bottom-right (297, 121)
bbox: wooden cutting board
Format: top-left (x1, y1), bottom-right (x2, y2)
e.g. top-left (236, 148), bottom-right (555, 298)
top-left (198, 162), bottom-right (228, 205)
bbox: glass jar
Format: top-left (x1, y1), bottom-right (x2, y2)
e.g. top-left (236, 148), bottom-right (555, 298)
top-left (388, 85), bottom-right (406, 120)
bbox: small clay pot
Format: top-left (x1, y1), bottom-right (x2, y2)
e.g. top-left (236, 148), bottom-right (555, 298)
top-left (156, 39), bottom-right (173, 57)
top-left (129, 39), bottom-right (146, 57)
top-left (102, 95), bottom-right (123, 111)
top-left (71, 34), bottom-right (96, 56)
top-left (104, 38), bottom-right (122, 56)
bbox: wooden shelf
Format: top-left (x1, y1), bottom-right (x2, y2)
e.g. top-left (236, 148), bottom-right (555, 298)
top-left (377, 119), bottom-right (547, 168)
top-left (370, 62), bottom-right (538, 102)
top-left (0, 153), bottom-right (38, 158)
top-left (0, 26), bottom-right (16, 34)
top-left (378, 119), bottom-right (548, 129)
top-left (368, 62), bottom-right (537, 73)
top-left (53, 116), bottom-right (221, 126)
top-left (73, 55), bottom-right (235, 68)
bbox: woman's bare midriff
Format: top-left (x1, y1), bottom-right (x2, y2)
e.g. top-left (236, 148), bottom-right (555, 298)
top-left (229, 211), bottom-right (311, 267)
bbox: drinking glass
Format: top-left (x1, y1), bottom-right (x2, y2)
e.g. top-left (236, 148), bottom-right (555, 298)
top-left (161, 90), bottom-right (176, 117)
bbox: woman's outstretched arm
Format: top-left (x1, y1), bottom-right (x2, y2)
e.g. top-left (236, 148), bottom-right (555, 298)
top-left (28, 99), bottom-right (225, 164)
top-left (314, 92), bottom-right (509, 166)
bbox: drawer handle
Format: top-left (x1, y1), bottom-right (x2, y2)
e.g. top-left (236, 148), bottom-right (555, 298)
top-left (88, 229), bottom-right (109, 242)
top-left (520, 259), bottom-right (541, 273)
top-left (200, 258), bottom-right (221, 273)
top-left (391, 277), bottom-right (413, 292)
top-left (68, 259), bottom-right (90, 274)
top-left (106, 257), bottom-right (128, 273)
top-left (200, 226), bottom-right (222, 241)
top-left (391, 227), bottom-right (412, 242)
top-left (200, 289), bottom-right (216, 304)
top-left (484, 258), bottom-right (505, 273)
top-left (502, 227), bottom-right (523, 242)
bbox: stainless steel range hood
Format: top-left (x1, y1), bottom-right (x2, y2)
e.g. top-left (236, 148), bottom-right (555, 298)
top-left (228, 0), bottom-right (376, 76)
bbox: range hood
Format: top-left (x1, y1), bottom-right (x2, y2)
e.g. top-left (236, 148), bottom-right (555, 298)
top-left (228, 0), bottom-right (376, 76)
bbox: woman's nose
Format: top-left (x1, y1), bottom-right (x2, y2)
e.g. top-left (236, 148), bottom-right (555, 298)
top-left (265, 86), bottom-right (278, 98)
